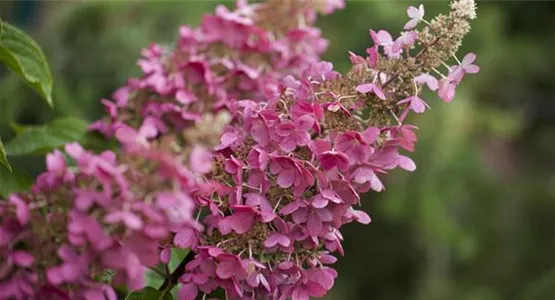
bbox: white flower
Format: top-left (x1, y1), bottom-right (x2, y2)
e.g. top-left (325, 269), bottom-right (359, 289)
top-left (451, 0), bottom-right (477, 20)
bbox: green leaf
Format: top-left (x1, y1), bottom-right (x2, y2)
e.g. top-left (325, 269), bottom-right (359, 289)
top-left (0, 138), bottom-right (11, 172)
top-left (0, 20), bottom-right (54, 106)
top-left (125, 286), bottom-right (172, 300)
top-left (5, 117), bottom-right (88, 156)
top-left (0, 166), bottom-right (32, 198)
top-left (145, 269), bottom-right (165, 291)
top-left (169, 248), bottom-right (190, 273)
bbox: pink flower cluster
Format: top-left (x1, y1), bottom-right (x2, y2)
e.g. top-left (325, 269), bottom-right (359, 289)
top-left (0, 1), bottom-right (478, 299)
top-left (0, 142), bottom-right (201, 298)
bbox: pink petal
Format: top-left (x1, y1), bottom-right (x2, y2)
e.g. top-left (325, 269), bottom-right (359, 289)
top-left (12, 251), bottom-right (34, 267)
top-left (279, 201), bottom-right (300, 215)
top-left (114, 126), bottom-right (139, 145)
top-left (160, 248), bottom-right (171, 264)
top-left (372, 85), bottom-right (386, 100)
top-left (361, 127), bottom-right (380, 144)
top-left (280, 138), bottom-right (297, 153)
top-left (174, 228), bottom-right (197, 249)
top-left (355, 83), bottom-right (374, 94)
top-left (190, 146), bottom-right (212, 174)
top-left (398, 155), bottom-right (416, 171)
top-left (220, 132), bottom-right (238, 148)
top-left (307, 212), bottom-right (323, 236)
top-left (438, 80), bottom-right (456, 102)
top-left (277, 169), bottom-right (296, 188)
top-left (351, 209), bottom-right (371, 224)
top-left (415, 73), bottom-right (438, 91)
top-left (276, 121), bottom-right (295, 137)
top-left (312, 195), bottom-right (329, 208)
top-left (295, 115), bottom-right (314, 131)
top-left (404, 19), bottom-right (419, 30)
top-left (216, 259), bottom-right (237, 279)
top-left (462, 53), bottom-right (476, 66)
top-left (230, 212), bottom-right (254, 234)
top-left (375, 30), bottom-right (393, 45)
top-left (179, 283), bottom-right (199, 300)
top-left (264, 233), bottom-right (291, 248)
top-left (251, 121), bottom-right (270, 146)
top-left (407, 6), bottom-right (420, 18)
top-left (465, 65), bottom-right (480, 74)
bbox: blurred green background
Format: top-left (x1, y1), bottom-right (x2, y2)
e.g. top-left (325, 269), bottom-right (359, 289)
top-left (1, 1), bottom-right (555, 299)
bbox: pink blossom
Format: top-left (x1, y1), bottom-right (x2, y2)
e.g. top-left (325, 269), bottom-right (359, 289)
top-left (398, 95), bottom-right (430, 113)
top-left (216, 254), bottom-right (248, 280)
top-left (449, 53), bottom-right (480, 83)
top-left (404, 5), bottom-right (425, 30)
top-left (312, 140), bottom-right (349, 171)
top-left (355, 82), bottom-right (386, 100)
top-left (415, 73), bottom-right (439, 91)
top-left (189, 146), bottom-right (213, 174)
top-left (270, 156), bottom-right (314, 190)
top-left (335, 130), bottom-right (376, 165)
top-left (392, 31), bottom-right (417, 53)
top-left (438, 78), bottom-right (457, 102)
top-left (8, 195), bottom-right (29, 226)
top-left (276, 115), bottom-right (314, 152)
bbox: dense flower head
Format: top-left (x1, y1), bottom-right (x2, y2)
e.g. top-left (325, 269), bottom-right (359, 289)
top-left (0, 139), bottom-right (208, 298)
top-left (0, 0), bottom-right (479, 299)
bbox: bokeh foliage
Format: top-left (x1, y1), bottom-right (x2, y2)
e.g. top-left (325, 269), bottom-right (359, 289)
top-left (2, 1), bottom-right (555, 299)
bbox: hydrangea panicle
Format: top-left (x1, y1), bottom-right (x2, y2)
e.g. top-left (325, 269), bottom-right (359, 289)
top-left (0, 0), bottom-right (479, 299)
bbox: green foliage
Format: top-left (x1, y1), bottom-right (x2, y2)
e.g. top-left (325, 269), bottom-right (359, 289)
top-left (0, 20), bottom-right (54, 106)
top-left (0, 165), bottom-right (32, 197)
top-left (125, 287), bottom-right (173, 300)
top-left (144, 248), bottom-right (189, 298)
top-left (5, 117), bottom-right (88, 156)
top-left (0, 137), bottom-right (10, 172)
top-left (169, 248), bottom-right (190, 273)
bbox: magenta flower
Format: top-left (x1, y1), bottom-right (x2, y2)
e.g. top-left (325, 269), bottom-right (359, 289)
top-left (8, 195), bottom-right (29, 226)
top-left (264, 232), bottom-right (292, 252)
top-left (269, 156), bottom-right (315, 190)
top-left (46, 245), bottom-right (89, 285)
top-left (174, 227), bottom-right (200, 250)
top-left (189, 145), bottom-right (213, 174)
top-left (276, 115), bottom-right (315, 152)
top-left (335, 130), bottom-right (377, 165)
top-left (115, 117), bottom-right (163, 146)
top-left (312, 189), bottom-right (343, 208)
top-left (219, 205), bottom-right (275, 235)
top-left (179, 282), bottom-right (199, 300)
top-left (351, 166), bottom-right (385, 192)
top-left (285, 267), bottom-right (337, 300)
top-left (215, 254), bottom-right (248, 280)
top-left (104, 211), bottom-right (144, 231)
top-left (247, 147), bottom-right (269, 170)
top-left (312, 140), bottom-right (349, 171)
top-left (246, 261), bottom-right (271, 292)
